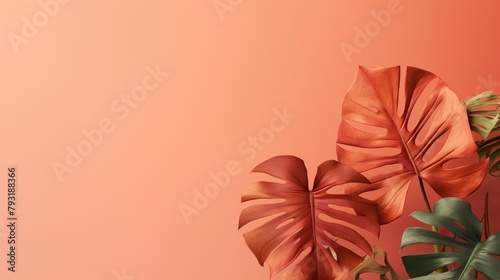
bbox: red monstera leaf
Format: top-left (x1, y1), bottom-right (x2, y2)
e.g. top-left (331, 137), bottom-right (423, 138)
top-left (336, 66), bottom-right (489, 224)
top-left (239, 156), bottom-right (380, 280)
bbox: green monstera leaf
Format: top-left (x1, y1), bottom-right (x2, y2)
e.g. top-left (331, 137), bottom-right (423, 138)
top-left (401, 197), bottom-right (500, 279)
top-left (463, 90), bottom-right (500, 177)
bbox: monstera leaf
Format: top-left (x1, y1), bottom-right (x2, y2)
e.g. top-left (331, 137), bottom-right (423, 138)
top-left (336, 66), bottom-right (489, 224)
top-left (463, 90), bottom-right (500, 177)
top-left (401, 197), bottom-right (500, 279)
top-left (239, 156), bottom-right (380, 280)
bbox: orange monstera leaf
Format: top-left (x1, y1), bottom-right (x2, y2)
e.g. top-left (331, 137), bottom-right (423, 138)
top-left (239, 155), bottom-right (380, 280)
top-left (336, 66), bottom-right (489, 224)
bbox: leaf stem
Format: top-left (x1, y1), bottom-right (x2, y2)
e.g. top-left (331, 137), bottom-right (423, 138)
top-left (418, 177), bottom-right (441, 254)
top-left (418, 177), bottom-right (433, 214)
top-left (484, 192), bottom-right (490, 239)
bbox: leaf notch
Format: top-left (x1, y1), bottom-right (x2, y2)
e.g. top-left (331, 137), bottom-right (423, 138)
top-left (239, 156), bottom-right (380, 279)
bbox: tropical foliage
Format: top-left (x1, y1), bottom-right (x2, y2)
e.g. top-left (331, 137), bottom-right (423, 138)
top-left (239, 156), bottom-right (379, 279)
top-left (464, 91), bottom-right (500, 177)
top-left (336, 66), bottom-right (488, 224)
top-left (239, 66), bottom-right (499, 279)
top-left (402, 198), bottom-right (500, 279)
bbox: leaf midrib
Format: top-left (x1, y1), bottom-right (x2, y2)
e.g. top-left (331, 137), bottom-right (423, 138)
top-left (396, 127), bottom-right (422, 177)
top-left (458, 241), bottom-right (482, 279)
top-left (309, 191), bottom-right (320, 274)
top-left (362, 66), bottom-right (422, 178)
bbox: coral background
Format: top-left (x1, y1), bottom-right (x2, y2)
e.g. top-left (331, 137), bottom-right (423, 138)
top-left (1, 1), bottom-right (499, 279)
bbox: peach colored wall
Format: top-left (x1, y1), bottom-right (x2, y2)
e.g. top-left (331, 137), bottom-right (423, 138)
top-left (1, 1), bottom-right (499, 279)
